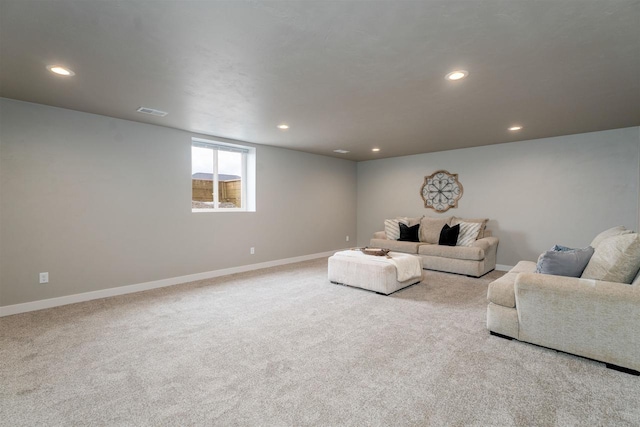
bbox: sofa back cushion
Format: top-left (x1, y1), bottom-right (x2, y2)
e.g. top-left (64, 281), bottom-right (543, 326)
top-left (590, 225), bottom-right (633, 248)
top-left (631, 268), bottom-right (640, 286)
top-left (402, 216), bottom-right (423, 227)
top-left (419, 216), bottom-right (451, 244)
top-left (581, 233), bottom-right (640, 284)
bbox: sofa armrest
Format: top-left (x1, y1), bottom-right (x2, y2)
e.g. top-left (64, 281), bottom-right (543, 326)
top-left (514, 272), bottom-right (640, 371)
top-left (515, 272), bottom-right (640, 304)
top-left (373, 231), bottom-right (387, 239)
top-left (471, 236), bottom-right (498, 251)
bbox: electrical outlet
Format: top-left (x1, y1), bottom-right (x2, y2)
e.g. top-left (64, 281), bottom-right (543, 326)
top-left (346, 235), bottom-right (350, 242)
top-left (39, 272), bottom-right (49, 284)
top-left (250, 247), bottom-right (255, 255)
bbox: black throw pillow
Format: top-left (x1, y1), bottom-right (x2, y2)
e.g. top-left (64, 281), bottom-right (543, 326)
top-left (439, 224), bottom-right (460, 246)
top-left (398, 223), bottom-right (420, 242)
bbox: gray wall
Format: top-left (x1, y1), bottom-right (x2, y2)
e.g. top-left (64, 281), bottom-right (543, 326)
top-left (357, 127), bottom-right (640, 267)
top-left (0, 99), bottom-right (357, 306)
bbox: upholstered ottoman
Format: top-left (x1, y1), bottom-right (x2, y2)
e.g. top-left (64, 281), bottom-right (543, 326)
top-left (328, 250), bottom-right (423, 295)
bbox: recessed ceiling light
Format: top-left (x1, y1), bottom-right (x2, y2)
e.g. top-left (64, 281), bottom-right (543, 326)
top-left (445, 70), bottom-right (468, 81)
top-left (371, 148), bottom-right (380, 152)
top-left (333, 149), bottom-right (350, 154)
top-left (46, 65), bottom-right (75, 76)
top-left (508, 125), bottom-right (523, 131)
top-left (277, 124), bottom-right (289, 130)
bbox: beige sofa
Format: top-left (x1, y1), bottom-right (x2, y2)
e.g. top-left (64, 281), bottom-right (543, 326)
top-left (487, 227), bottom-right (640, 374)
top-left (370, 216), bottom-right (498, 277)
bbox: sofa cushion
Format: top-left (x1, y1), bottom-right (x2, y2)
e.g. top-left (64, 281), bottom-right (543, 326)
top-left (535, 246), bottom-right (594, 278)
top-left (398, 223), bottom-right (420, 242)
top-left (384, 218), bottom-right (407, 240)
top-left (370, 238), bottom-right (421, 254)
top-left (373, 231), bottom-right (387, 239)
top-left (510, 261), bottom-right (537, 274)
top-left (438, 224), bottom-right (460, 246)
top-left (419, 243), bottom-right (484, 261)
top-left (452, 217), bottom-right (488, 239)
top-left (456, 222), bottom-right (482, 246)
top-left (487, 272), bottom-right (518, 307)
top-left (581, 233), bottom-right (640, 284)
top-left (632, 268), bottom-right (640, 287)
top-left (400, 216), bottom-right (423, 227)
top-left (590, 226), bottom-right (633, 249)
top-left (419, 216), bottom-right (451, 244)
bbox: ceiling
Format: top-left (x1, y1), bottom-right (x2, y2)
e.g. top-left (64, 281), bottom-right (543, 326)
top-left (1, 1), bottom-right (639, 161)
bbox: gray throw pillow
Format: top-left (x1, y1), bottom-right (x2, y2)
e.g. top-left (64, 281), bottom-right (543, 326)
top-left (535, 246), bottom-right (595, 277)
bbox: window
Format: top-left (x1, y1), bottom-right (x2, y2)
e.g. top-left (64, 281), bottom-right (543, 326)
top-left (191, 138), bottom-right (256, 212)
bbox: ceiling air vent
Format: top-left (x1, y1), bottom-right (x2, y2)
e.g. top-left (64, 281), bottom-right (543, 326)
top-left (136, 107), bottom-right (168, 117)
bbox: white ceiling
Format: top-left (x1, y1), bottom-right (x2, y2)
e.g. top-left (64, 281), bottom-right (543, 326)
top-left (1, 0), bottom-right (638, 161)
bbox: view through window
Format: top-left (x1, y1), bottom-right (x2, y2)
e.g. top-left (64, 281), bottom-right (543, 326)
top-left (192, 139), bottom-right (251, 211)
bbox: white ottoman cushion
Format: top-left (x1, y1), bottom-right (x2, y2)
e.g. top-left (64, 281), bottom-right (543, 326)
top-left (328, 250), bottom-right (423, 295)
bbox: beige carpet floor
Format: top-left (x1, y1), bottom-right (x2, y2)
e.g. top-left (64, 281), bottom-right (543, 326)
top-left (1, 258), bottom-right (639, 426)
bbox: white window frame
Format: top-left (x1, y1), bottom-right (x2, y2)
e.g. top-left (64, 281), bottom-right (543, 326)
top-left (191, 137), bottom-right (256, 213)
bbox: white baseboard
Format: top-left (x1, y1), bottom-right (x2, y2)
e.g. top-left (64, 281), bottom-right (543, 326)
top-left (0, 250), bottom-right (342, 317)
top-left (495, 264), bottom-right (515, 272)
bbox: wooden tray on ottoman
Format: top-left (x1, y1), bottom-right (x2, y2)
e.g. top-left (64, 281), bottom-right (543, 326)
top-left (359, 247), bottom-right (390, 257)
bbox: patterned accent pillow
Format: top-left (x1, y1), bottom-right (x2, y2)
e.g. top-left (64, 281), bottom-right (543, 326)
top-left (384, 218), bottom-right (408, 240)
top-left (452, 217), bottom-right (488, 239)
top-left (456, 222), bottom-right (482, 247)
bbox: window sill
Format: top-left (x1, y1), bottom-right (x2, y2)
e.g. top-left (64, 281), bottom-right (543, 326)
top-left (192, 208), bottom-right (252, 213)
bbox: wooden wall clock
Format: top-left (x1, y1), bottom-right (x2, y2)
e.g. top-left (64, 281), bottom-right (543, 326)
top-left (420, 170), bottom-right (463, 212)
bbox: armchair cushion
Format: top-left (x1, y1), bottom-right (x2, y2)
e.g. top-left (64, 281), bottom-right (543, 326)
top-left (581, 233), bottom-right (640, 284)
top-left (509, 260), bottom-right (538, 274)
top-left (590, 225), bottom-right (633, 248)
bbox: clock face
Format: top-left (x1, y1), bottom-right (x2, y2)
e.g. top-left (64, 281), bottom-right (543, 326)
top-left (421, 170), bottom-right (463, 212)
